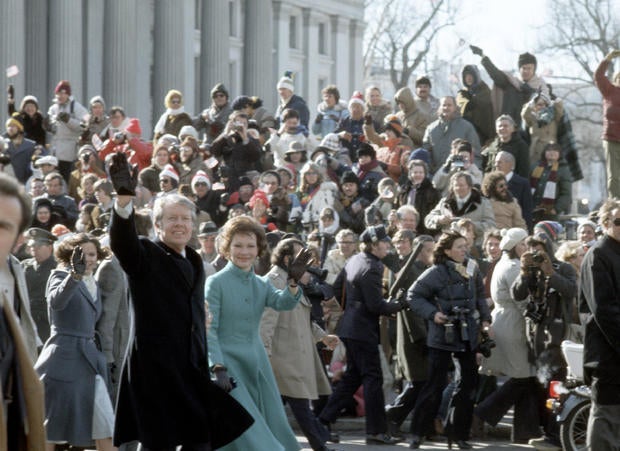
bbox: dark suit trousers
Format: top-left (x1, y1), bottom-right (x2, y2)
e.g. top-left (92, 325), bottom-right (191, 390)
top-left (385, 380), bottom-right (425, 427)
top-left (284, 396), bottom-right (329, 451)
top-left (319, 338), bottom-right (387, 435)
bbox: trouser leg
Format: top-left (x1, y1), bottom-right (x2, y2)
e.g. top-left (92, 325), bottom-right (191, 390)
top-left (452, 351), bottom-right (478, 441)
top-left (386, 380), bottom-right (424, 426)
top-left (285, 396), bottom-right (329, 451)
top-left (604, 139), bottom-right (620, 198)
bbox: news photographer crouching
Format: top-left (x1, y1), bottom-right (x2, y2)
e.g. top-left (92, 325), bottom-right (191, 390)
top-left (407, 231), bottom-right (491, 449)
top-left (510, 233), bottom-right (576, 449)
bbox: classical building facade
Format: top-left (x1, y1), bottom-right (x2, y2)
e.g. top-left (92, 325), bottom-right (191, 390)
top-left (0, 0), bottom-right (364, 136)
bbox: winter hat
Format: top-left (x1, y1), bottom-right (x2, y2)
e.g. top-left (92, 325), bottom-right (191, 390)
top-left (499, 227), bottom-right (528, 251)
top-left (319, 134), bottom-right (340, 154)
top-left (340, 170), bottom-right (359, 186)
top-left (179, 125), bottom-right (198, 141)
top-left (384, 115), bottom-right (403, 137)
top-left (34, 155), bottom-right (58, 167)
top-left (191, 170), bottom-right (211, 189)
top-left (409, 147), bottom-right (431, 166)
top-left (20, 95), bottom-right (39, 110)
top-left (518, 52), bottom-right (537, 69)
top-left (157, 134), bottom-right (180, 147)
top-left (277, 71), bottom-right (295, 92)
top-left (231, 95), bottom-right (252, 111)
top-left (360, 224), bottom-right (391, 244)
top-left (125, 118), bottom-right (142, 136)
top-left (249, 190), bottom-right (269, 209)
top-left (55, 80), bottom-right (71, 95)
top-left (357, 142), bottom-right (376, 160)
top-left (238, 176), bottom-right (253, 188)
top-left (6, 115), bottom-right (23, 133)
top-left (577, 220), bottom-right (596, 235)
top-left (164, 89), bottom-right (183, 108)
top-left (159, 164), bottom-right (179, 182)
top-left (534, 220), bottom-right (563, 242)
top-left (210, 83), bottom-right (229, 99)
top-left (78, 144), bottom-right (96, 158)
top-left (348, 91), bottom-right (365, 109)
top-left (285, 141), bottom-right (305, 155)
top-left (89, 95), bottom-right (106, 109)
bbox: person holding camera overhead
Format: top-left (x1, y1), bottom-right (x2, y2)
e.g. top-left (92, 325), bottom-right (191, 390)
top-left (99, 117), bottom-right (153, 171)
top-left (406, 230), bottom-right (491, 449)
top-left (474, 228), bottom-right (540, 444)
top-left (432, 140), bottom-right (483, 196)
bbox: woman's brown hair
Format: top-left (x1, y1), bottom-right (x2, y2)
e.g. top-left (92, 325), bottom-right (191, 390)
top-left (55, 233), bottom-right (109, 267)
top-left (218, 216), bottom-right (268, 258)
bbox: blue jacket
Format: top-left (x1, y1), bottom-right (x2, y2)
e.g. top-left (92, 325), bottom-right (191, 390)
top-left (276, 94), bottom-right (310, 128)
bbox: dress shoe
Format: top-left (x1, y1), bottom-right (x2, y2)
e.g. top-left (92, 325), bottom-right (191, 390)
top-left (366, 433), bottom-right (400, 445)
top-left (320, 420), bottom-right (340, 444)
top-left (387, 420), bottom-right (405, 441)
top-left (409, 435), bottom-right (422, 449)
top-left (455, 440), bottom-right (473, 449)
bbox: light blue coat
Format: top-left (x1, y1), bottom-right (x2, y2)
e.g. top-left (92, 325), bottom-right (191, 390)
top-left (205, 261), bottom-right (302, 451)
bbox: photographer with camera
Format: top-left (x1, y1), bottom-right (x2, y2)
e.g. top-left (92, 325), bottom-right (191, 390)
top-left (406, 231), bottom-right (491, 449)
top-left (432, 140), bottom-right (483, 196)
top-left (474, 228), bottom-right (540, 444)
top-left (511, 232), bottom-right (577, 450)
top-left (99, 117), bottom-right (153, 172)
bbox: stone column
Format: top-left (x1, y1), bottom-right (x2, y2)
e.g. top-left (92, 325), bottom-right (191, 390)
top-left (48, 0), bottom-right (84, 102)
top-left (0, 0), bottom-right (25, 125)
top-left (330, 15), bottom-right (350, 94)
top-left (349, 19), bottom-right (364, 93)
top-left (135, 0), bottom-right (155, 134)
top-left (243, 0), bottom-right (273, 100)
top-left (153, 0), bottom-right (195, 122)
top-left (272, 1), bottom-right (288, 111)
top-left (302, 8), bottom-right (318, 108)
top-left (200, 0), bottom-right (230, 109)
top-left (103, 0), bottom-right (138, 114)
top-left (84, 0), bottom-right (105, 102)
top-left (24, 0), bottom-right (48, 112)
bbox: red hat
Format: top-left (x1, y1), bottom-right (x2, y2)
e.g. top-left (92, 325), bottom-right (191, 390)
top-left (55, 80), bottom-right (71, 95)
top-left (125, 118), bottom-right (142, 136)
top-left (249, 190), bottom-right (269, 209)
top-left (159, 164), bottom-right (179, 182)
top-left (191, 170), bottom-right (211, 189)
top-left (348, 91), bottom-right (365, 108)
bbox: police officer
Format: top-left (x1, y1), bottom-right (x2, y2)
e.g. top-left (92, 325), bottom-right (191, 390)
top-left (319, 224), bottom-right (406, 445)
top-left (22, 227), bottom-right (57, 343)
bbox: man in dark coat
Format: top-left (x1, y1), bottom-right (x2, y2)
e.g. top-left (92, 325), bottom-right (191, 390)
top-left (579, 198), bottom-right (620, 449)
top-left (109, 155), bottom-right (253, 451)
top-left (319, 225), bottom-right (405, 445)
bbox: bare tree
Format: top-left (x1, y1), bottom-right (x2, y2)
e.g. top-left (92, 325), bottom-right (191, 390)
top-left (364, 0), bottom-right (458, 90)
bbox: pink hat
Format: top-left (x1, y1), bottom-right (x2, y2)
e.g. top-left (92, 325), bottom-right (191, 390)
top-left (159, 164), bottom-right (179, 182)
top-left (348, 91), bottom-right (365, 108)
top-left (125, 118), bottom-right (142, 136)
top-left (191, 170), bottom-right (211, 189)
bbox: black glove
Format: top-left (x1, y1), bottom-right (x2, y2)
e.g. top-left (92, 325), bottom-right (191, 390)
top-left (71, 246), bottom-right (86, 276)
top-left (458, 89), bottom-right (472, 100)
top-left (220, 192), bottom-right (230, 206)
top-left (315, 113), bottom-right (323, 124)
top-left (7, 84), bottom-right (14, 101)
top-left (213, 368), bottom-right (233, 392)
top-left (109, 151), bottom-right (138, 196)
top-left (470, 45), bottom-right (484, 57)
top-left (287, 248), bottom-right (314, 283)
top-left (57, 112), bottom-right (70, 123)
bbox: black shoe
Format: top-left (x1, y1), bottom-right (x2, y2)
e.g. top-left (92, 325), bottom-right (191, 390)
top-left (320, 419), bottom-right (340, 444)
top-left (387, 420), bottom-right (405, 441)
top-left (455, 440), bottom-right (473, 449)
top-left (409, 435), bottom-right (422, 449)
top-left (366, 433), bottom-right (400, 445)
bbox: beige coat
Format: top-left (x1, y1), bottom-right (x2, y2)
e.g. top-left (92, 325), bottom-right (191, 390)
top-left (260, 267), bottom-right (332, 400)
top-left (0, 293), bottom-right (45, 451)
top-left (490, 198), bottom-right (527, 230)
top-left (521, 99), bottom-right (564, 164)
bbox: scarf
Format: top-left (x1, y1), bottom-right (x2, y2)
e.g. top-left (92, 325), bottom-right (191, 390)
top-left (357, 159), bottom-right (380, 181)
top-left (530, 161), bottom-right (559, 209)
top-left (299, 184), bottom-right (320, 208)
top-left (154, 106), bottom-right (186, 134)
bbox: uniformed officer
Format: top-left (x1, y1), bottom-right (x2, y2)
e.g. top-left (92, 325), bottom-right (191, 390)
top-left (21, 227), bottom-right (57, 342)
top-left (319, 224), bottom-right (406, 445)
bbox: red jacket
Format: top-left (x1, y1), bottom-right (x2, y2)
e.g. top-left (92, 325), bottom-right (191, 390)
top-left (595, 59), bottom-right (620, 142)
top-left (99, 137), bottom-right (153, 170)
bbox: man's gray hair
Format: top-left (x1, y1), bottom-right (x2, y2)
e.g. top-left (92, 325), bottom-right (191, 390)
top-left (153, 194), bottom-right (196, 227)
top-left (496, 114), bottom-right (516, 127)
top-left (496, 150), bottom-right (515, 168)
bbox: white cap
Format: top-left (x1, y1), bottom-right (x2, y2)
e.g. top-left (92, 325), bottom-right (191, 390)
top-left (34, 155), bottom-right (59, 167)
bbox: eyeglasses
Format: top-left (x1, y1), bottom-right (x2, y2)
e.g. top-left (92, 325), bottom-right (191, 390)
top-left (213, 93), bottom-right (226, 98)
top-left (171, 99), bottom-right (181, 105)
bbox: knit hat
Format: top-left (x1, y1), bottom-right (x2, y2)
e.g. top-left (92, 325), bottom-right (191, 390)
top-left (78, 144), bottom-right (96, 158)
top-left (5, 115), bottom-right (23, 133)
top-left (348, 91), bottom-right (365, 108)
top-left (164, 89), bottom-right (183, 108)
top-left (357, 142), bottom-right (376, 160)
top-left (157, 134), bottom-right (179, 147)
top-left (409, 147), bottom-right (431, 166)
top-left (277, 72), bottom-right (295, 92)
top-left (191, 170), bottom-right (211, 189)
top-left (231, 95), bottom-right (252, 111)
top-left (238, 176), bottom-right (253, 187)
top-left (125, 118), bottom-right (142, 136)
top-left (534, 220), bottom-right (563, 242)
top-left (577, 220), bottom-right (596, 235)
top-left (159, 164), bottom-right (179, 182)
top-left (55, 80), bottom-right (71, 95)
top-left (89, 95), bottom-right (106, 109)
top-left (340, 170), bottom-right (359, 186)
top-left (384, 115), bottom-right (403, 137)
top-left (198, 221), bottom-right (218, 237)
top-left (179, 125), bottom-right (198, 141)
top-left (249, 190), bottom-right (269, 209)
top-left (20, 95), bottom-right (39, 110)
top-left (34, 155), bottom-right (58, 167)
top-left (499, 227), bottom-right (528, 251)
top-left (210, 83), bottom-right (229, 99)
top-left (285, 141), bottom-right (305, 155)
top-left (320, 134), bottom-right (341, 154)
top-left (518, 52), bottom-right (537, 69)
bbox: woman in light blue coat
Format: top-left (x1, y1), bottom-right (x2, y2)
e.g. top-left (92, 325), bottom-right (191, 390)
top-left (205, 216), bottom-right (311, 451)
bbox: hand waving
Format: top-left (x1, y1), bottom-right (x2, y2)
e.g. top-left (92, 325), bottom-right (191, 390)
top-left (470, 45), bottom-right (484, 57)
top-left (71, 246), bottom-right (86, 276)
top-left (287, 248), bottom-right (314, 283)
top-left (108, 151), bottom-right (138, 196)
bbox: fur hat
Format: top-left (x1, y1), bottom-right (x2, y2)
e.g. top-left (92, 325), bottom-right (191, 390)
top-left (340, 170), bottom-right (359, 186)
top-left (55, 80), bottom-right (71, 95)
top-left (159, 164), bottom-right (179, 182)
top-left (231, 96), bottom-right (252, 111)
top-left (277, 71), bottom-right (295, 92)
top-left (164, 89), bottom-right (183, 108)
top-left (534, 220), bottom-right (563, 242)
top-left (191, 170), bottom-right (211, 189)
top-left (89, 95), bottom-right (106, 109)
top-left (210, 83), bottom-right (229, 99)
top-left (348, 91), bottom-right (365, 109)
top-left (518, 52), bottom-right (537, 69)
top-left (499, 227), bottom-right (528, 251)
top-left (357, 143), bottom-right (376, 160)
top-left (125, 118), bottom-right (142, 136)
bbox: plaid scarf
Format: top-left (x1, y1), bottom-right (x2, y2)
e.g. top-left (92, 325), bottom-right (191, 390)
top-left (530, 161), bottom-right (559, 210)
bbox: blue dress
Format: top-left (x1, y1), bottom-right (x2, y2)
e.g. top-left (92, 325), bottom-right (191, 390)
top-left (205, 261), bottom-right (301, 451)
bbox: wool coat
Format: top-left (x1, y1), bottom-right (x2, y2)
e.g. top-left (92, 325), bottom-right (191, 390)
top-left (205, 261), bottom-right (301, 451)
top-left (260, 266), bottom-right (332, 400)
top-left (34, 270), bottom-right (109, 447)
top-left (490, 198), bottom-right (527, 230)
top-left (110, 210), bottom-right (253, 449)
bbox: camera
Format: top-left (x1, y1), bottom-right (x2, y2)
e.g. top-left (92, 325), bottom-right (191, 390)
top-left (477, 329), bottom-right (496, 358)
top-left (81, 153), bottom-right (91, 165)
top-left (452, 155), bottom-right (465, 169)
top-left (114, 132), bottom-right (126, 143)
top-left (306, 266), bottom-right (328, 281)
top-left (443, 306), bottom-right (470, 344)
top-left (524, 299), bottom-right (545, 324)
top-left (232, 121), bottom-right (245, 133)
